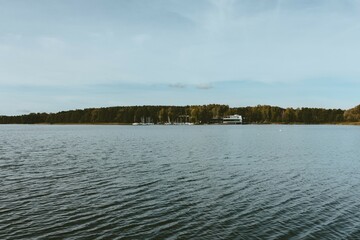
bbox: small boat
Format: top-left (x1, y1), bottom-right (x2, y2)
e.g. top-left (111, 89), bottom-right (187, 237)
top-left (132, 117), bottom-right (154, 126)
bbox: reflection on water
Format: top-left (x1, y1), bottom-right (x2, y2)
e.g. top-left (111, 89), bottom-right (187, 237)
top-left (1, 125), bottom-right (360, 239)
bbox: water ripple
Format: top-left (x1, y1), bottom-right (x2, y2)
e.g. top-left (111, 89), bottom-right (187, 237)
top-left (1, 125), bottom-right (360, 239)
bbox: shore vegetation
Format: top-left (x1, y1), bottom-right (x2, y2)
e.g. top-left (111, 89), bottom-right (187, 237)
top-left (1, 104), bottom-right (359, 125)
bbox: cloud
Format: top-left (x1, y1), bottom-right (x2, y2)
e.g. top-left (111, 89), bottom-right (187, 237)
top-left (17, 109), bottom-right (31, 114)
top-left (195, 83), bottom-right (213, 89)
top-left (38, 36), bottom-right (65, 49)
top-left (1, 0), bottom-right (360, 114)
top-left (168, 83), bottom-right (187, 88)
top-left (2, 0), bottom-right (360, 87)
top-left (132, 34), bottom-right (151, 45)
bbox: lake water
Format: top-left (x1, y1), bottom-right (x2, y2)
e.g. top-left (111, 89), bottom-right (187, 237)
top-left (1, 125), bottom-right (360, 239)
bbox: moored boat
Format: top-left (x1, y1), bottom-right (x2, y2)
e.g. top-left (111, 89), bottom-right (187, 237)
top-left (223, 114), bottom-right (242, 124)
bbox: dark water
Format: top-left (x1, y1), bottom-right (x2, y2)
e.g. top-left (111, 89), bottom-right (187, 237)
top-left (1, 125), bottom-right (360, 239)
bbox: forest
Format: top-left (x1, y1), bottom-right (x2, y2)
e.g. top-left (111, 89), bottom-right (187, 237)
top-left (1, 104), bottom-right (359, 124)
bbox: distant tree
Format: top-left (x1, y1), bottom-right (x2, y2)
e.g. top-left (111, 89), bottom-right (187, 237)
top-left (0, 104), bottom-right (349, 125)
top-left (344, 105), bottom-right (360, 122)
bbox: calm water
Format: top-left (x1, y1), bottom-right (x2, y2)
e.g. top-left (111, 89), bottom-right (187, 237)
top-left (1, 125), bottom-right (360, 239)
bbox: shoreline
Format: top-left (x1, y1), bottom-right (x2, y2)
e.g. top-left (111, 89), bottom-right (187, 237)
top-left (1, 122), bottom-right (359, 126)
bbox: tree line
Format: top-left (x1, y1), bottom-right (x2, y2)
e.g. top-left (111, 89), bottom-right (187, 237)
top-left (1, 104), bottom-right (358, 124)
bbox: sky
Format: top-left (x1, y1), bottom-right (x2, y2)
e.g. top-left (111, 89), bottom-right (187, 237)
top-left (1, 0), bottom-right (360, 115)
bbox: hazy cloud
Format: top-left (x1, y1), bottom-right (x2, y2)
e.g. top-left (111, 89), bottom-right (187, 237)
top-left (1, 0), bottom-right (360, 114)
top-left (2, 0), bottom-right (360, 85)
top-left (195, 83), bottom-right (213, 90)
top-left (17, 109), bottom-right (31, 114)
top-left (38, 36), bottom-right (65, 49)
top-left (132, 34), bottom-right (151, 45)
top-left (168, 83), bottom-right (187, 89)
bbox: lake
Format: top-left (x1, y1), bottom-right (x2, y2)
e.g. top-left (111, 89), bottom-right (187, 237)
top-left (1, 125), bottom-right (360, 239)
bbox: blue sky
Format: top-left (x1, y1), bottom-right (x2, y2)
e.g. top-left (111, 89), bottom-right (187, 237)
top-left (1, 0), bottom-right (360, 115)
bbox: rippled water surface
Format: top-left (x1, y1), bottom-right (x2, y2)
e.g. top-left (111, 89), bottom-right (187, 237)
top-left (1, 125), bottom-right (360, 239)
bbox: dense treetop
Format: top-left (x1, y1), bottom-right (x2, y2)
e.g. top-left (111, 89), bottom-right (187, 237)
top-left (344, 105), bottom-right (360, 122)
top-left (0, 104), bottom-right (353, 124)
